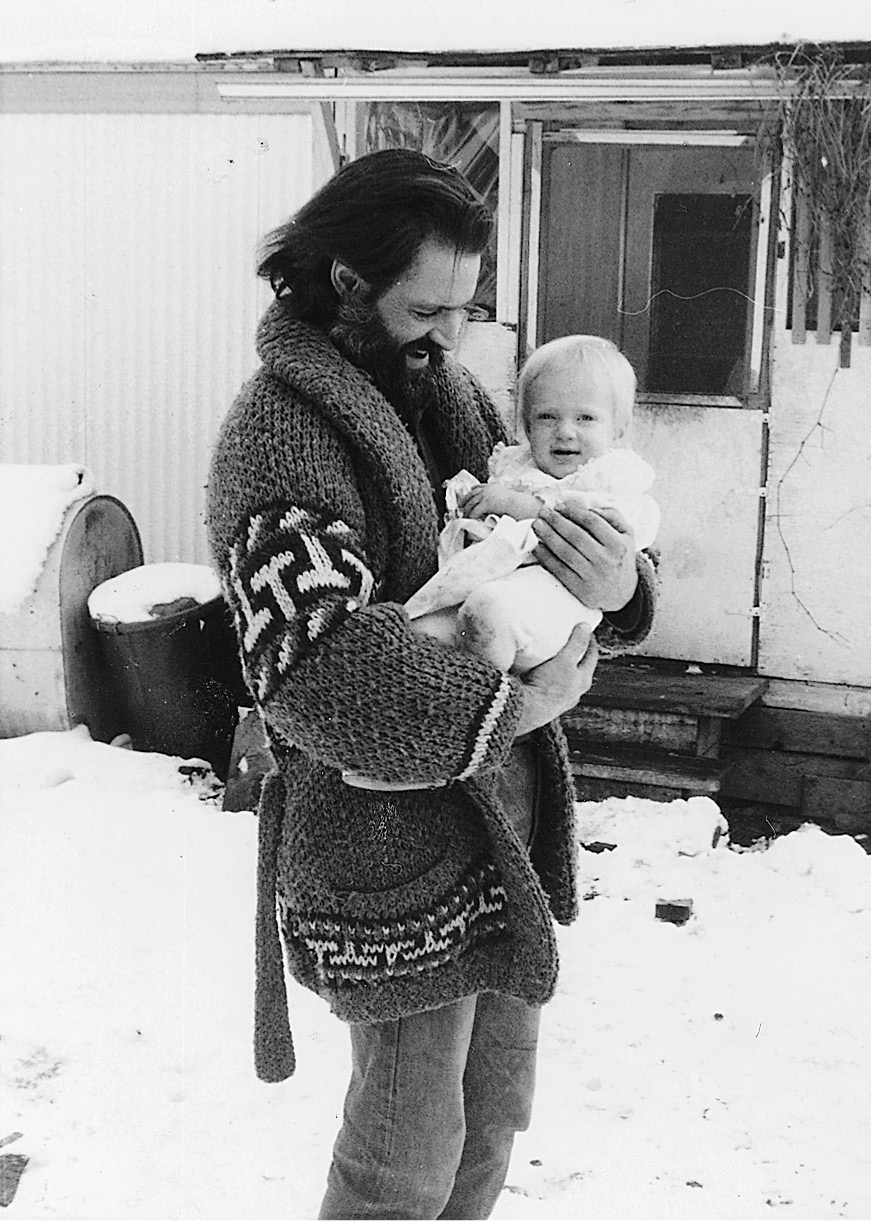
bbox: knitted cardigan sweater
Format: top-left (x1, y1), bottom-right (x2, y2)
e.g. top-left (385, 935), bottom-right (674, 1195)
top-left (207, 302), bottom-right (656, 1083)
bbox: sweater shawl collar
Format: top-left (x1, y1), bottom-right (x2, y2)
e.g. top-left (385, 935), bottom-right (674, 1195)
top-left (255, 301), bottom-right (493, 602)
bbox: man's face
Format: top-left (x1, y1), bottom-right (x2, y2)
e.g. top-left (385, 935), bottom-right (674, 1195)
top-left (330, 236), bottom-right (481, 407)
top-left (373, 237), bottom-right (481, 372)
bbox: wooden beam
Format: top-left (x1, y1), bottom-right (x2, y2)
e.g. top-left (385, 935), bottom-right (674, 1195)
top-left (790, 181), bottom-right (810, 345)
top-left (563, 710), bottom-right (698, 754)
top-left (516, 120), bottom-right (542, 365)
top-left (815, 211), bottom-right (834, 344)
top-left (495, 99), bottom-right (513, 323)
top-left (300, 59), bottom-right (343, 171)
top-left (696, 717), bottom-right (723, 759)
top-left (859, 225), bottom-right (871, 346)
top-left (729, 706), bottom-right (871, 761)
top-left (569, 746), bottom-right (727, 793)
top-left (513, 99), bottom-right (772, 130)
top-left (573, 664), bottom-right (768, 719)
top-left (722, 747), bottom-right (871, 808)
top-left (761, 677), bottom-right (871, 718)
top-left (573, 776), bottom-right (683, 804)
top-left (802, 776), bottom-right (871, 835)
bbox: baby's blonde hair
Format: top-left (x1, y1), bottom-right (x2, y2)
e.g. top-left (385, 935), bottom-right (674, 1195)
top-left (517, 335), bottom-right (637, 438)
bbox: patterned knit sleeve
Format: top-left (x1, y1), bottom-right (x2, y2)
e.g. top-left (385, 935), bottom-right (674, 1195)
top-left (220, 496), bottom-right (524, 786)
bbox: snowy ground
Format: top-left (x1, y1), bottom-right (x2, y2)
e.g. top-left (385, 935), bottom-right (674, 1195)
top-left (1, 726), bottom-right (870, 1220)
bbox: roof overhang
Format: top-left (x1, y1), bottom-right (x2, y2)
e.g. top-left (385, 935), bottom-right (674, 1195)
top-left (3, 0), bottom-right (870, 67)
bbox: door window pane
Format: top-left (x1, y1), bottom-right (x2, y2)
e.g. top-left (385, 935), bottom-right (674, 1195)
top-left (648, 193), bottom-right (753, 394)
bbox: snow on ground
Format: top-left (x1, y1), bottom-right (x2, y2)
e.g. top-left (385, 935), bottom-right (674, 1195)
top-left (1, 727), bottom-right (870, 1220)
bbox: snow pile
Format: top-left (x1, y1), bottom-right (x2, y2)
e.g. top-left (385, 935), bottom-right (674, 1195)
top-left (0, 464), bottom-right (95, 615)
top-left (1, 731), bottom-right (870, 1219)
top-left (576, 792), bottom-right (728, 856)
top-left (87, 562), bottom-right (223, 625)
top-left (0, 722), bottom-right (215, 799)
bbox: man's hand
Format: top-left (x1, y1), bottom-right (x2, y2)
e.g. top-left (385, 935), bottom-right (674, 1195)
top-left (460, 484), bottom-right (542, 522)
top-left (532, 503), bottom-right (637, 613)
top-left (515, 625), bottom-right (598, 736)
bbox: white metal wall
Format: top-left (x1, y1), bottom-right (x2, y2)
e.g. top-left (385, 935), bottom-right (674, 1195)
top-left (0, 111), bottom-right (318, 564)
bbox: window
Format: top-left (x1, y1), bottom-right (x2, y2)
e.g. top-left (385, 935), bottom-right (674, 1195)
top-left (648, 194), bottom-right (754, 394)
top-left (538, 139), bottom-right (764, 402)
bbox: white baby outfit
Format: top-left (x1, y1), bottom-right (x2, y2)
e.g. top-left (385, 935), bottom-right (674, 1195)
top-left (404, 441), bottom-right (659, 673)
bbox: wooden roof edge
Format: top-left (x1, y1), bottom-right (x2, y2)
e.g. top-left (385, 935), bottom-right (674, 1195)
top-left (192, 42), bottom-right (871, 70)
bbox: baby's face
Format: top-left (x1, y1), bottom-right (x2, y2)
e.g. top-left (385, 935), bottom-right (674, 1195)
top-left (525, 364), bottom-right (619, 478)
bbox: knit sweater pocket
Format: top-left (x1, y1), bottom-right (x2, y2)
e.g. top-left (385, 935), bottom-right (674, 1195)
top-left (275, 770), bottom-right (510, 996)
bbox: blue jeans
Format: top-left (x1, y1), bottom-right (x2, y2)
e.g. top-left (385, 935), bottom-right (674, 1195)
top-left (318, 992), bottom-right (541, 1220)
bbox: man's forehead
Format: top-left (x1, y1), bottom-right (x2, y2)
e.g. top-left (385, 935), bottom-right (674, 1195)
top-left (397, 241), bottom-right (481, 301)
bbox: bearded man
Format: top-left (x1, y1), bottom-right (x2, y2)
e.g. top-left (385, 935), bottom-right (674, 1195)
top-left (207, 149), bottom-right (656, 1220)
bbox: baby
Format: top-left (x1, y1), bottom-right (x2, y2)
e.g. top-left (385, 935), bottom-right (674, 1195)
top-left (405, 334), bottom-right (659, 673)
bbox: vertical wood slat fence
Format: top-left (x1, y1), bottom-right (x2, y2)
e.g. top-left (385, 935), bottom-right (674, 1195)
top-left (790, 182), bottom-right (871, 366)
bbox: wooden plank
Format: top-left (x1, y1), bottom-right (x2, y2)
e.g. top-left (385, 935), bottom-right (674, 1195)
top-left (513, 100), bottom-right (771, 133)
top-left (860, 280), bottom-right (871, 347)
top-left (801, 776), bottom-right (871, 835)
top-left (730, 706), bottom-right (871, 761)
top-left (748, 161), bottom-right (774, 394)
top-left (516, 120), bottom-right (542, 363)
top-left (573, 776), bottom-right (681, 804)
top-left (791, 182), bottom-right (810, 344)
top-left (860, 236), bottom-right (871, 346)
top-left (577, 664), bottom-right (768, 719)
top-left (696, 716), bottom-right (723, 759)
top-left (537, 141), bottom-right (626, 346)
top-left (569, 746), bottom-right (727, 793)
top-left (495, 99), bottom-right (513, 324)
top-left (563, 708), bottom-right (698, 754)
top-left (299, 61), bottom-right (343, 172)
top-left (721, 747), bottom-right (871, 809)
top-left (761, 678), bottom-right (871, 718)
top-left (814, 211), bottom-right (834, 345)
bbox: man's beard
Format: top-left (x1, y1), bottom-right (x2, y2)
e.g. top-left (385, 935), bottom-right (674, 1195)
top-left (329, 291), bottom-right (442, 418)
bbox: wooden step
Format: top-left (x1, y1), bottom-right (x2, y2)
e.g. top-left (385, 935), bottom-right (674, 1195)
top-left (563, 706), bottom-right (701, 755)
top-left (568, 744), bottom-right (730, 794)
top-left (574, 663), bottom-right (768, 720)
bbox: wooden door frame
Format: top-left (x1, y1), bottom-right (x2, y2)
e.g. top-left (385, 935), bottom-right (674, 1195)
top-left (518, 124), bottom-right (782, 669)
top-left (520, 126), bottom-right (777, 403)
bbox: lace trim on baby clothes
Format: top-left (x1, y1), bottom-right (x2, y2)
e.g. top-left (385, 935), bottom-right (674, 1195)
top-left (488, 440), bottom-right (547, 484)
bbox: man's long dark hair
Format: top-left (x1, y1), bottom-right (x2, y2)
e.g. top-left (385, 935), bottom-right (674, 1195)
top-left (257, 149), bottom-right (493, 325)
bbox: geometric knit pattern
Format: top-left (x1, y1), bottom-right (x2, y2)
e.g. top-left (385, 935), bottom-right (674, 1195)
top-left (226, 503), bottom-right (375, 702)
top-left (279, 856), bottom-right (508, 987)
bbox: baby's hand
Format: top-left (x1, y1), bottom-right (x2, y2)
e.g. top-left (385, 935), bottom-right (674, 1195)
top-left (460, 484), bottom-right (542, 521)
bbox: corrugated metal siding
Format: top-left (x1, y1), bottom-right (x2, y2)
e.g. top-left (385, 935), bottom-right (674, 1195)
top-left (1, 111), bottom-right (318, 564)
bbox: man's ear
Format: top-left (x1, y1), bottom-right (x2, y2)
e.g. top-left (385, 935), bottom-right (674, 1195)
top-left (330, 259), bottom-right (367, 297)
